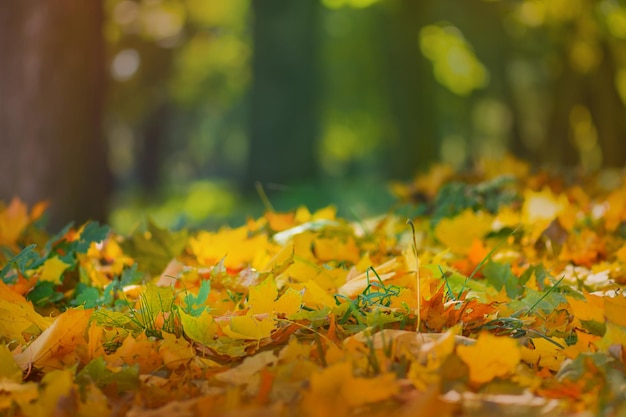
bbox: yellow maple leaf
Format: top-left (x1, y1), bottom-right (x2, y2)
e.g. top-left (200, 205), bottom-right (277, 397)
top-left (522, 187), bottom-right (569, 242)
top-left (265, 211), bottom-right (296, 232)
top-left (13, 308), bottom-right (92, 371)
top-left (223, 315), bottom-right (275, 340)
top-left (215, 350), bottom-right (277, 385)
top-left (19, 369), bottom-right (73, 417)
top-left (300, 280), bottom-right (336, 309)
top-left (566, 292), bottom-right (604, 323)
top-left (279, 338), bottom-right (312, 362)
top-left (605, 184), bottom-right (626, 232)
top-left (247, 277), bottom-right (302, 317)
top-left (189, 227), bottom-right (273, 270)
top-left (604, 295), bottom-right (626, 327)
top-left (0, 281), bottom-right (52, 343)
top-left (301, 361), bottom-right (399, 417)
top-left (0, 379), bottom-right (38, 411)
top-left (248, 277), bottom-right (278, 316)
top-left (283, 258), bottom-right (320, 282)
top-left (457, 332), bottom-right (520, 385)
top-left (312, 206), bottom-right (337, 221)
top-left (408, 330), bottom-right (457, 390)
top-left (314, 235), bottom-right (360, 264)
top-left (434, 209), bottom-right (493, 255)
top-left (274, 288), bottom-right (303, 316)
top-left (596, 322), bottom-right (626, 351)
top-left (520, 337), bottom-right (567, 371)
top-left (106, 333), bottom-right (163, 373)
top-left (159, 332), bottom-right (195, 369)
top-left (77, 383), bottom-right (111, 417)
top-left (179, 309), bottom-right (217, 346)
top-left (562, 330), bottom-right (600, 358)
top-left (38, 256), bottom-right (71, 284)
top-left (0, 198), bottom-right (29, 246)
top-left (0, 345), bottom-right (22, 382)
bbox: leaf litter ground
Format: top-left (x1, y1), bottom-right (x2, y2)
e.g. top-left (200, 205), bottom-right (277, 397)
top-left (2, 158), bottom-right (626, 416)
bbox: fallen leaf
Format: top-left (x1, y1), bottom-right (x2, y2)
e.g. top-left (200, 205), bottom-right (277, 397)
top-left (434, 209), bottom-right (493, 255)
top-left (457, 332), bottom-right (521, 385)
top-left (14, 308), bottom-right (91, 371)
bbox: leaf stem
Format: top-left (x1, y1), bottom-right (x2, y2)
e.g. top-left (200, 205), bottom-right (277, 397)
top-left (406, 219), bottom-right (421, 332)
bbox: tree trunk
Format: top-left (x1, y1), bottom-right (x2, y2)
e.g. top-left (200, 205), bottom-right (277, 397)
top-left (0, 0), bottom-right (110, 230)
top-left (589, 41), bottom-right (626, 168)
top-left (543, 59), bottom-right (580, 167)
top-left (380, 0), bottom-right (439, 179)
top-left (244, 0), bottom-right (320, 191)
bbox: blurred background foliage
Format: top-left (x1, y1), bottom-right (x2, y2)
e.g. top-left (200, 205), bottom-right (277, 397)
top-left (3, 0), bottom-right (626, 232)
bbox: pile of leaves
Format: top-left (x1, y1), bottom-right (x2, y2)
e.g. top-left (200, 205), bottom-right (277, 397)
top-left (2, 158), bottom-right (626, 417)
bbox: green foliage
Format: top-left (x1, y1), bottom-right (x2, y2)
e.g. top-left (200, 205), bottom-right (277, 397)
top-left (0, 244), bottom-right (42, 283)
top-left (120, 219), bottom-right (188, 276)
top-left (334, 267), bottom-right (403, 331)
top-left (26, 281), bottom-right (64, 307)
top-left (77, 357), bottom-right (139, 393)
top-left (431, 176), bottom-right (519, 225)
top-left (483, 260), bottom-right (524, 299)
top-left (182, 279), bottom-right (211, 317)
top-left (56, 222), bottom-right (109, 264)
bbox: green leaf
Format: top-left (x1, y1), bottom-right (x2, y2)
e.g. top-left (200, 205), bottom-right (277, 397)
top-left (141, 282), bottom-right (175, 315)
top-left (26, 281), bottom-right (64, 306)
top-left (483, 261), bottom-right (523, 298)
top-left (77, 356), bottom-right (139, 393)
top-left (92, 309), bottom-right (134, 328)
top-left (431, 176), bottom-right (519, 225)
top-left (119, 264), bottom-right (143, 286)
top-left (76, 222), bottom-right (110, 253)
top-left (183, 279), bottom-right (210, 317)
top-left (179, 308), bottom-right (215, 345)
top-left (72, 283), bottom-right (101, 308)
top-left (121, 219), bottom-right (188, 275)
top-left (0, 244), bottom-right (42, 283)
top-left (58, 222), bottom-right (110, 263)
top-left (365, 309), bottom-right (402, 327)
top-left (509, 287), bottom-right (566, 314)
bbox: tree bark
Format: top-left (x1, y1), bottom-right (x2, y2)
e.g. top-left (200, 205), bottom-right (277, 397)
top-left (589, 41), bottom-right (626, 167)
top-left (0, 0), bottom-right (110, 230)
top-left (244, 0), bottom-right (320, 191)
top-left (380, 0), bottom-right (438, 179)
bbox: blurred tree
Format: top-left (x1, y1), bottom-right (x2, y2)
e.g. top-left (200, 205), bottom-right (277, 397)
top-left (316, 4), bottom-right (391, 178)
top-left (380, 0), bottom-right (439, 178)
top-left (0, 0), bottom-right (111, 229)
top-left (106, 0), bottom-right (251, 193)
top-left (498, 0), bottom-right (626, 170)
top-left (244, 0), bottom-right (320, 190)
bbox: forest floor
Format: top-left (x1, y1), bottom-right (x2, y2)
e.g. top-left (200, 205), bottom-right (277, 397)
top-left (1, 156), bottom-right (626, 416)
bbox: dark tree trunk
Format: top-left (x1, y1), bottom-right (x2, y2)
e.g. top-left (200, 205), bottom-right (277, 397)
top-left (0, 0), bottom-right (110, 229)
top-left (380, 0), bottom-right (439, 178)
top-left (589, 41), bottom-right (626, 167)
top-left (544, 60), bottom-right (581, 167)
top-left (137, 103), bottom-right (170, 193)
top-left (244, 0), bottom-right (320, 190)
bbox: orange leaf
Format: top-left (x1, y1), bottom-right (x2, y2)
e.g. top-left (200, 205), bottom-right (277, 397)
top-left (301, 361), bottom-right (398, 417)
top-left (604, 295), bottom-right (626, 327)
top-left (13, 308), bottom-right (92, 371)
top-left (0, 281), bottom-right (51, 343)
top-left (0, 198), bottom-right (30, 246)
top-left (314, 235), bottom-right (360, 264)
top-left (566, 292), bottom-right (604, 323)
